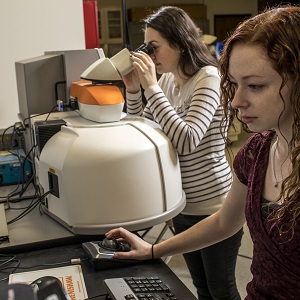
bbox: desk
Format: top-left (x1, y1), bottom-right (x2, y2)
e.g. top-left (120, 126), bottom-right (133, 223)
top-left (0, 198), bottom-right (197, 299)
top-left (0, 243), bottom-right (197, 299)
top-left (0, 198), bottom-right (99, 253)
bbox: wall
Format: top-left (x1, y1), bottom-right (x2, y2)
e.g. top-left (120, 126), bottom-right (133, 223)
top-left (0, 0), bottom-right (86, 129)
top-left (97, 0), bottom-right (258, 34)
top-left (0, 0), bottom-right (258, 130)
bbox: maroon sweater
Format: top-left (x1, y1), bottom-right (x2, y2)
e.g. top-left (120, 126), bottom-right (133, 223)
top-left (234, 131), bottom-right (300, 299)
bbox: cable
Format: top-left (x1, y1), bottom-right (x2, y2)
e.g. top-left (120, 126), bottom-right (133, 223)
top-left (0, 254), bottom-right (20, 282)
top-left (0, 180), bottom-right (38, 205)
top-left (16, 145), bottom-right (35, 198)
top-left (6, 190), bottom-right (53, 225)
top-left (11, 258), bottom-right (88, 271)
top-left (45, 105), bottom-right (59, 122)
top-left (0, 124), bottom-right (36, 205)
top-left (238, 253), bottom-right (253, 260)
top-left (22, 105), bottom-right (58, 129)
top-left (0, 236), bottom-right (9, 245)
top-left (0, 257), bottom-right (89, 283)
top-left (0, 255), bottom-right (17, 268)
top-left (7, 190), bottom-right (50, 224)
top-left (6, 149), bottom-right (31, 190)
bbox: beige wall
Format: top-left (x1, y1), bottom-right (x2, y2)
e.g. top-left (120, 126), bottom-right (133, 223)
top-left (0, 0), bottom-right (85, 129)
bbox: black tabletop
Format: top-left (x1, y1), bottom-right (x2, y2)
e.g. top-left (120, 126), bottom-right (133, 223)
top-left (0, 243), bottom-right (197, 300)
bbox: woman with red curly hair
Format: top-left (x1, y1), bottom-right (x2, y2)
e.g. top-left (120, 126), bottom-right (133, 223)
top-left (106, 5), bottom-right (300, 299)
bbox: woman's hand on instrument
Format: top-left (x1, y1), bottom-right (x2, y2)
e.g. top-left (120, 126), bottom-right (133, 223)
top-left (122, 67), bottom-right (140, 94)
top-left (130, 51), bottom-right (158, 91)
top-left (106, 227), bottom-right (153, 260)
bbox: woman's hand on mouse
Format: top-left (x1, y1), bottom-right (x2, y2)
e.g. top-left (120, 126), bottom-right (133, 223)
top-left (106, 227), bottom-right (152, 260)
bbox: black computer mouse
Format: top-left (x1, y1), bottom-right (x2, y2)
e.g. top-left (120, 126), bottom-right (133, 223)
top-left (100, 238), bottom-right (122, 251)
top-left (31, 276), bottom-right (62, 291)
top-left (31, 276), bottom-right (69, 300)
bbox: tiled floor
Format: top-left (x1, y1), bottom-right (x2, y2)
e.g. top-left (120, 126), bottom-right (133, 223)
top-left (139, 222), bottom-right (253, 299)
top-left (138, 130), bottom-right (254, 299)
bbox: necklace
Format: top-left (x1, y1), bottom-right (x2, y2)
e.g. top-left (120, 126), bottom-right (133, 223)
top-left (272, 136), bottom-right (280, 188)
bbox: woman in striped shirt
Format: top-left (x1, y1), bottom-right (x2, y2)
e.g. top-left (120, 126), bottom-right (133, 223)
top-left (121, 6), bottom-right (243, 299)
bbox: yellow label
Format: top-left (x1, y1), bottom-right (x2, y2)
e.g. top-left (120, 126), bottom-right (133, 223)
top-left (49, 168), bottom-right (56, 174)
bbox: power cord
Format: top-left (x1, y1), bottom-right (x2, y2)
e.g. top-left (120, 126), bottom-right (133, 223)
top-left (22, 106), bottom-right (59, 129)
top-left (14, 258), bottom-right (88, 271)
top-left (0, 123), bottom-right (34, 199)
top-left (0, 254), bottom-right (20, 282)
top-left (0, 256), bottom-right (88, 283)
top-left (0, 236), bottom-right (9, 245)
top-left (6, 189), bottom-right (53, 225)
top-left (20, 96), bottom-right (79, 130)
top-left (238, 253), bottom-right (253, 260)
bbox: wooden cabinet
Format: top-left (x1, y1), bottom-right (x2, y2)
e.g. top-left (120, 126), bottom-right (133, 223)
top-left (99, 7), bottom-right (123, 57)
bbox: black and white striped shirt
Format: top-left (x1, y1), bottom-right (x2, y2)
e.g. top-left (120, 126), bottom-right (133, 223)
top-left (126, 66), bottom-right (232, 215)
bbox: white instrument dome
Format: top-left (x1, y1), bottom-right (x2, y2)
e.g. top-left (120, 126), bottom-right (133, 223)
top-left (38, 115), bottom-right (185, 234)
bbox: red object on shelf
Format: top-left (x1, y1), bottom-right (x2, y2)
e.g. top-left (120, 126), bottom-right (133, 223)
top-left (83, 0), bottom-right (100, 49)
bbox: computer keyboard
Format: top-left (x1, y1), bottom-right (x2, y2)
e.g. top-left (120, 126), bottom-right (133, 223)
top-left (103, 276), bottom-right (179, 299)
